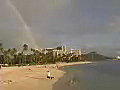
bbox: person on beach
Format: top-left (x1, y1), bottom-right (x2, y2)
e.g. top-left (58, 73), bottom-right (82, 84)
top-left (47, 71), bottom-right (54, 79)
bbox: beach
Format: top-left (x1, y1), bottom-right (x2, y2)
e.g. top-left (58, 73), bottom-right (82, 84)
top-left (0, 61), bottom-right (91, 90)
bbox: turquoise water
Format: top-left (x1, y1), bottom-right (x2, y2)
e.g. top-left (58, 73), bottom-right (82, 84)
top-left (53, 61), bottom-right (120, 90)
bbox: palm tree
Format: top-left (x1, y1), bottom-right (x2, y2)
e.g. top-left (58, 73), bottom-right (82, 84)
top-left (17, 52), bottom-right (23, 65)
top-left (3, 49), bottom-right (11, 66)
top-left (22, 44), bottom-right (29, 65)
top-left (9, 48), bottom-right (17, 65)
top-left (0, 48), bottom-right (4, 53)
top-left (23, 44), bottom-right (28, 51)
top-left (0, 48), bottom-right (4, 64)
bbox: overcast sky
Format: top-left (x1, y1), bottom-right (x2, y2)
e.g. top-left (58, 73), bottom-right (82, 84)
top-left (0, 0), bottom-right (120, 56)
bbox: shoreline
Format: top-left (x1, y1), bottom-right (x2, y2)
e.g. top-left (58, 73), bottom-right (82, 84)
top-left (0, 61), bottom-right (92, 90)
top-left (52, 61), bottom-right (92, 90)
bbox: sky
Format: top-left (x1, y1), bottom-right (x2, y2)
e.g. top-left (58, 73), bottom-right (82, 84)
top-left (0, 0), bottom-right (120, 56)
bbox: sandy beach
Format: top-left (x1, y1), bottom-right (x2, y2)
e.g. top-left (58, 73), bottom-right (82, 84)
top-left (0, 61), bottom-right (91, 90)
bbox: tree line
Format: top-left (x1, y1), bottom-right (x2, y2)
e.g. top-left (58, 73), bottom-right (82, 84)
top-left (0, 44), bottom-right (87, 67)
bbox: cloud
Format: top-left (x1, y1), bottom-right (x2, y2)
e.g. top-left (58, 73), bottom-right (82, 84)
top-left (1, 0), bottom-right (120, 56)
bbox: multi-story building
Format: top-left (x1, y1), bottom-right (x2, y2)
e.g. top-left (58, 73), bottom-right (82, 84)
top-left (41, 46), bottom-right (82, 58)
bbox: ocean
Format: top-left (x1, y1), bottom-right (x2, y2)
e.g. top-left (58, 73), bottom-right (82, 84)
top-left (53, 61), bottom-right (120, 90)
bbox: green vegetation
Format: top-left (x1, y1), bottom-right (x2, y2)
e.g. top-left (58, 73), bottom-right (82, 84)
top-left (0, 44), bottom-right (83, 67)
top-left (0, 44), bottom-right (110, 67)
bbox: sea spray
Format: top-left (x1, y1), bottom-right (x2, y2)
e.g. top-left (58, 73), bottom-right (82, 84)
top-left (6, 0), bottom-right (38, 48)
